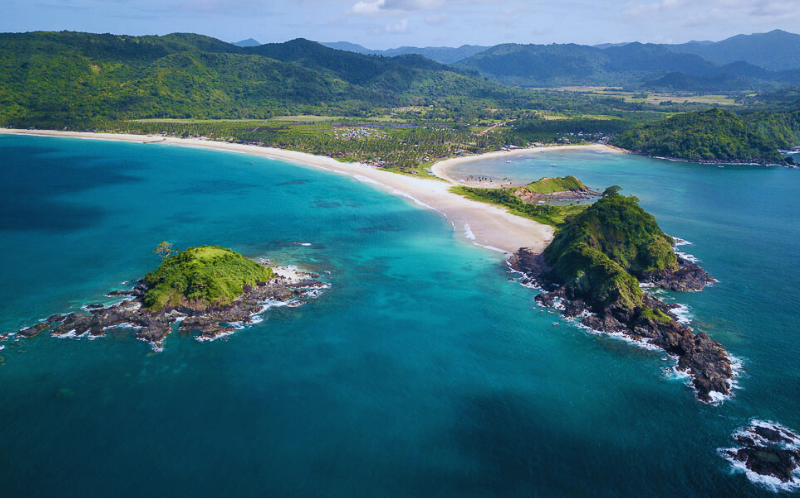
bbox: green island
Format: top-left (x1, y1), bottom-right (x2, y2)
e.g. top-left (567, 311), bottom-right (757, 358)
top-left (11, 243), bottom-right (326, 349)
top-left (450, 176), bottom-right (593, 227)
top-left (143, 245), bottom-right (275, 311)
top-left (512, 187), bottom-right (733, 402)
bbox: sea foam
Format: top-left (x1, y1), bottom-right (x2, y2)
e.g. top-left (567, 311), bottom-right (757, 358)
top-left (719, 420), bottom-right (800, 491)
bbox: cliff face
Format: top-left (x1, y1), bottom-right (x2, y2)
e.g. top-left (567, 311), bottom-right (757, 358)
top-left (511, 193), bottom-right (732, 403)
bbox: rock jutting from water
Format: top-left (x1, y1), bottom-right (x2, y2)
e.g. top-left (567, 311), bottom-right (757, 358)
top-left (510, 190), bottom-right (734, 403)
top-left (5, 246), bottom-right (329, 351)
top-left (512, 248), bottom-right (731, 403)
top-left (720, 420), bottom-right (800, 489)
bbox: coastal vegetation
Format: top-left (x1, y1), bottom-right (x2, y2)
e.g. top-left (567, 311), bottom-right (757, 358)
top-left (100, 118), bottom-right (509, 171)
top-left (142, 245), bottom-right (274, 311)
top-left (450, 176), bottom-right (591, 227)
top-left (613, 108), bottom-right (798, 164)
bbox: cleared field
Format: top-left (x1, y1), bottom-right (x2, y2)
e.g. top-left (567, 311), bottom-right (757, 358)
top-left (543, 87), bottom-right (740, 106)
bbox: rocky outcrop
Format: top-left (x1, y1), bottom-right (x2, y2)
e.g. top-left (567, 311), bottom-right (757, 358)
top-left (645, 255), bottom-right (716, 291)
top-left (8, 266), bottom-right (328, 351)
top-left (510, 247), bottom-right (733, 403)
top-left (721, 421), bottom-right (800, 487)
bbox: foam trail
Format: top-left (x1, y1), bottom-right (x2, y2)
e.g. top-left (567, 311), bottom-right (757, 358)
top-left (719, 419), bottom-right (800, 491)
top-left (463, 224), bottom-right (476, 240)
top-left (669, 235), bottom-right (700, 263)
top-left (669, 303), bottom-right (692, 324)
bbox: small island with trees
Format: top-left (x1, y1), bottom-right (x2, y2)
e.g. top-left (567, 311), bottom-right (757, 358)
top-left (9, 245), bottom-right (328, 350)
top-left (511, 186), bottom-right (734, 403)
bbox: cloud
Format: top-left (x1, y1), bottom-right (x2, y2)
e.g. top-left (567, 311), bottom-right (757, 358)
top-left (352, 0), bottom-right (385, 15)
top-left (351, 0), bottom-right (485, 16)
top-left (385, 0), bottom-right (445, 10)
top-left (623, 0), bottom-right (800, 24)
top-left (385, 18), bottom-right (409, 33)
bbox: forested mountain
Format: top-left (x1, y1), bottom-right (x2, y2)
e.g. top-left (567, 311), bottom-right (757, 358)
top-left (318, 30), bottom-right (800, 91)
top-left (612, 108), bottom-right (799, 164)
top-left (233, 38), bottom-right (260, 47)
top-left (665, 30), bottom-right (800, 72)
top-left (320, 42), bottom-right (489, 64)
top-left (243, 38), bottom-right (456, 86)
top-left (454, 41), bottom-right (799, 89)
top-left (0, 31), bottom-right (524, 123)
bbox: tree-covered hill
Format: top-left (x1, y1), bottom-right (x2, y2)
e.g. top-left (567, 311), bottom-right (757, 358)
top-left (143, 245), bottom-right (274, 312)
top-left (543, 190), bottom-right (677, 313)
top-left (320, 41), bottom-right (490, 64)
top-left (611, 108), bottom-right (798, 164)
top-left (0, 31), bottom-right (528, 124)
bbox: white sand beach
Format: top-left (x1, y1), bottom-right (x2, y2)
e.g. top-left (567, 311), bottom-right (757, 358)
top-left (0, 129), bottom-right (622, 255)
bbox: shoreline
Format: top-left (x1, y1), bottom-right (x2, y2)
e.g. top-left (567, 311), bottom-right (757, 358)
top-left (430, 143), bottom-right (625, 185)
top-left (0, 128), bottom-right (563, 255)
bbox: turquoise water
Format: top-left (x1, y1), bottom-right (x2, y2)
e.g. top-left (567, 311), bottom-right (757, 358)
top-left (1, 136), bottom-right (798, 496)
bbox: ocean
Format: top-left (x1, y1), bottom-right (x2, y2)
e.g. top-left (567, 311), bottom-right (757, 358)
top-left (1, 135), bottom-right (798, 496)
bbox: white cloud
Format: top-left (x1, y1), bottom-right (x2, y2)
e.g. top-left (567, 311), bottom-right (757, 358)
top-left (350, 0), bottom-right (485, 16)
top-left (352, 0), bottom-right (385, 15)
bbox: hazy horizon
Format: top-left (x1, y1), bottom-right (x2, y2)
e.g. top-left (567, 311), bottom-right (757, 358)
top-left (3, 0), bottom-right (800, 50)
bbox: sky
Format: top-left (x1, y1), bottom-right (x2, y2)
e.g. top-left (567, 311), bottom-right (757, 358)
top-left (2, 0), bottom-right (799, 49)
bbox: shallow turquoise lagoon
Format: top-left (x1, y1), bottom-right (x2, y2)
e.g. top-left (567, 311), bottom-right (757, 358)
top-left (0, 136), bottom-right (798, 496)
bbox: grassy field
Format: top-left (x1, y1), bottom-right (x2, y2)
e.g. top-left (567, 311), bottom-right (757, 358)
top-left (546, 87), bottom-right (740, 106)
top-left (450, 186), bottom-right (587, 227)
top-left (540, 113), bottom-right (621, 121)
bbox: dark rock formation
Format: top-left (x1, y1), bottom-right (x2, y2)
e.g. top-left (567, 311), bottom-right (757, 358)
top-left (645, 255), bottom-right (716, 291)
top-left (722, 421), bottom-right (800, 486)
top-left (17, 323), bottom-right (51, 338)
top-left (510, 247), bottom-right (732, 403)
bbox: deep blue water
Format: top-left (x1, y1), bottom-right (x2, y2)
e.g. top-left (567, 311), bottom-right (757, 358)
top-left (0, 136), bottom-right (798, 496)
